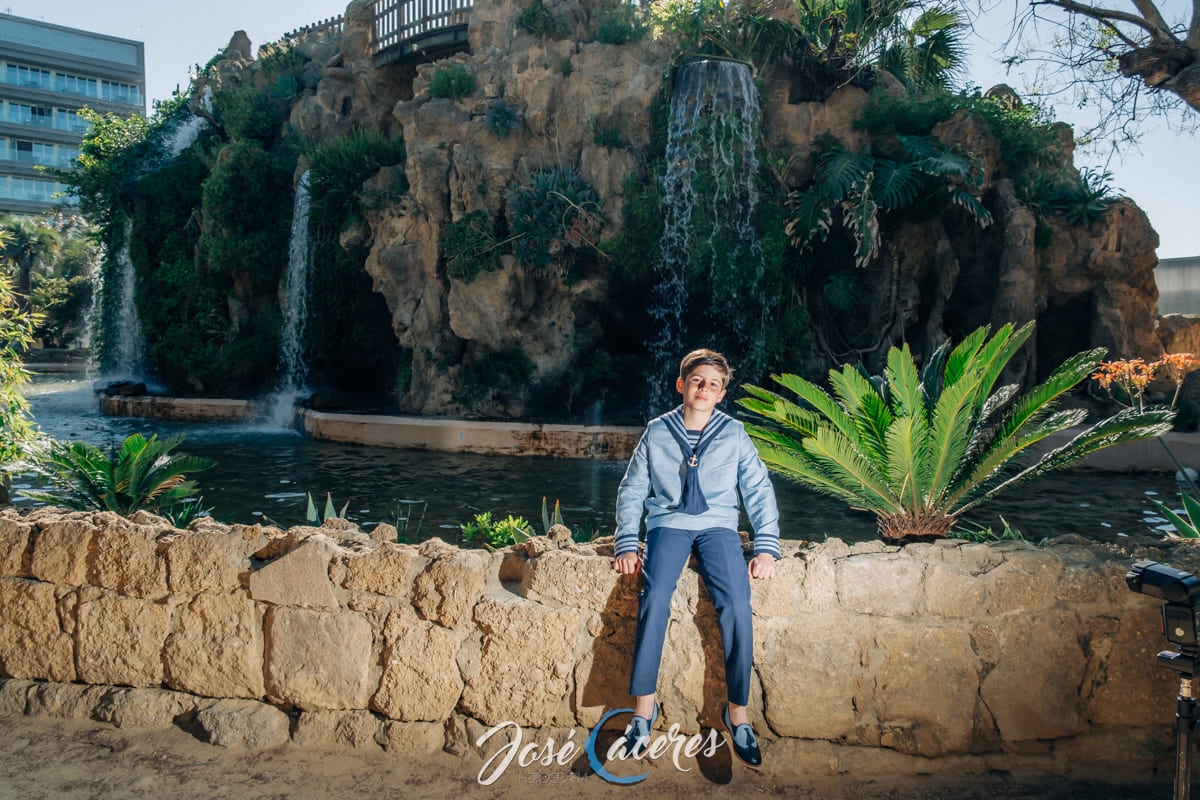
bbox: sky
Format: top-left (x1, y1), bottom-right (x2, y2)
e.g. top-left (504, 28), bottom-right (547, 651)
top-left (12, 0), bottom-right (1198, 258)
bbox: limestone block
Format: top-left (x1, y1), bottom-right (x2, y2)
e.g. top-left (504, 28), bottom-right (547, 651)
top-left (26, 681), bottom-right (107, 719)
top-left (460, 594), bottom-right (581, 726)
top-left (90, 521), bottom-right (169, 600)
top-left (0, 678), bottom-right (33, 716)
top-left (264, 606), bottom-right (373, 710)
top-left (383, 720), bottom-right (446, 754)
top-left (195, 699), bottom-right (291, 749)
top-left (293, 709), bottom-right (384, 748)
top-left (412, 550), bottom-right (486, 629)
top-left (756, 615), bottom-right (862, 739)
top-left (163, 593), bottom-right (265, 699)
top-left (249, 537), bottom-right (339, 609)
top-left (938, 542), bottom-right (1004, 576)
top-left (980, 609), bottom-right (1086, 740)
top-left (837, 553), bottom-right (925, 617)
top-left (750, 554), bottom-right (805, 617)
top-left (924, 564), bottom-right (986, 618)
top-left (0, 578), bottom-right (74, 681)
top-left (76, 587), bottom-right (172, 687)
top-left (93, 687), bottom-right (196, 729)
top-left (1053, 728), bottom-right (1172, 775)
top-left (166, 529), bottom-right (253, 593)
top-left (1083, 602), bottom-right (1176, 727)
top-left (870, 624), bottom-right (980, 755)
top-left (573, 614), bottom-right (637, 729)
top-left (758, 738), bottom-right (842, 777)
top-left (798, 549), bottom-right (839, 611)
top-left (342, 542), bottom-right (419, 597)
top-left (0, 517), bottom-right (31, 577)
top-left (372, 608), bottom-right (464, 721)
top-left (982, 550), bottom-right (1064, 615)
top-left (29, 518), bottom-right (93, 585)
top-left (523, 549), bottom-right (637, 615)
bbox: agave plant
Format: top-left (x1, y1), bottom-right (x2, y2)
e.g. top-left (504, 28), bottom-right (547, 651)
top-left (738, 323), bottom-right (1174, 541)
top-left (23, 433), bottom-right (216, 517)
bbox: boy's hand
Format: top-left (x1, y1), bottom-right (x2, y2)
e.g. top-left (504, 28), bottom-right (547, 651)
top-left (613, 552), bottom-right (642, 575)
top-left (748, 553), bottom-right (776, 580)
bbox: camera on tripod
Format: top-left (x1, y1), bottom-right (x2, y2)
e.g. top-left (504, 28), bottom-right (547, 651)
top-left (1127, 560), bottom-right (1200, 675)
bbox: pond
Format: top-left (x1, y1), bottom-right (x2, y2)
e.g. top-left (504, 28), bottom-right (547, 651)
top-left (14, 376), bottom-right (1185, 547)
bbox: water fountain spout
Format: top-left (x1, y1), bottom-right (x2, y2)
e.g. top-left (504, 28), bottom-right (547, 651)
top-left (266, 171), bottom-right (314, 428)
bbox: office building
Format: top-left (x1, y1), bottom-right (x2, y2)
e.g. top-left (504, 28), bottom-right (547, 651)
top-left (0, 13), bottom-right (145, 215)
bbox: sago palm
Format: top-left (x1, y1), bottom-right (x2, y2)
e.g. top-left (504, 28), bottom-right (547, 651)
top-left (24, 433), bottom-right (215, 517)
top-left (738, 323), bottom-right (1174, 541)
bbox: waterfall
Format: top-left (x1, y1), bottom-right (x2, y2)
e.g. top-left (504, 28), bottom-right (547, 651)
top-left (647, 59), bottom-right (769, 409)
top-left (104, 218), bottom-right (150, 379)
top-left (266, 171), bottom-right (313, 427)
top-left (162, 87), bottom-right (213, 159)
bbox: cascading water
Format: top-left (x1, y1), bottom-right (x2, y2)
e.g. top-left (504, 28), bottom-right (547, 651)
top-left (101, 217), bottom-right (150, 379)
top-left (266, 171), bottom-right (313, 427)
top-left (647, 59), bottom-right (770, 409)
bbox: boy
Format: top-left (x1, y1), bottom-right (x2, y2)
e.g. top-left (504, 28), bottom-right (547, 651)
top-left (612, 349), bottom-right (779, 768)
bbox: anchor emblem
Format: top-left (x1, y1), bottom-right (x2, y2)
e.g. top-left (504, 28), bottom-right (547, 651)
top-left (688, 455), bottom-right (699, 467)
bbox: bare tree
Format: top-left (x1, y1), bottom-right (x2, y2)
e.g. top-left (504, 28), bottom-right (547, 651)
top-left (1002, 0), bottom-right (1199, 146)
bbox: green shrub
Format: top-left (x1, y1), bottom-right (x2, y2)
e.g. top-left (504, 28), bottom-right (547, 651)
top-left (590, 115), bottom-right (623, 148)
top-left (212, 84), bottom-right (290, 145)
top-left (507, 167), bottom-right (603, 276)
top-left (460, 511), bottom-right (534, 548)
top-left (429, 64), bottom-right (476, 100)
top-left (515, 2), bottom-right (568, 38)
top-left (484, 98), bottom-right (521, 139)
top-left (596, 3), bottom-right (648, 45)
top-left (444, 210), bottom-right (503, 282)
top-left (307, 129), bottom-right (407, 220)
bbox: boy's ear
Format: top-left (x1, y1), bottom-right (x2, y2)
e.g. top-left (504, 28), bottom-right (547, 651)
top-left (676, 376), bottom-right (685, 394)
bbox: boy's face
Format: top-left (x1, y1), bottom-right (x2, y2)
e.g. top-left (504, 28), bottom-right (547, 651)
top-left (676, 364), bottom-right (728, 415)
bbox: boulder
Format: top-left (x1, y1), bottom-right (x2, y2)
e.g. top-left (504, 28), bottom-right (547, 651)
top-left (372, 608), bottom-right (464, 721)
top-left (26, 681), bottom-right (107, 719)
top-left (0, 517), bottom-right (31, 577)
top-left (293, 709), bottom-right (384, 748)
top-left (89, 516), bottom-right (169, 600)
top-left (0, 578), bottom-right (75, 682)
top-left (165, 527), bottom-right (255, 593)
top-left (460, 594), bottom-right (580, 725)
top-left (249, 536), bottom-right (340, 609)
top-left (342, 542), bottom-right (420, 597)
top-left (75, 587), bottom-right (172, 687)
top-left (29, 518), bottom-right (93, 585)
top-left (163, 593), bottom-right (266, 698)
top-left (196, 699), bottom-right (291, 749)
top-left (264, 606), bottom-right (374, 710)
top-left (412, 549), bottom-right (487, 628)
top-left (93, 687), bottom-right (196, 729)
top-left (0, 678), bottom-right (33, 716)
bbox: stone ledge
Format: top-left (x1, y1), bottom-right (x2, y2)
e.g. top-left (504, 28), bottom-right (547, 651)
top-left (0, 506), bottom-right (1194, 778)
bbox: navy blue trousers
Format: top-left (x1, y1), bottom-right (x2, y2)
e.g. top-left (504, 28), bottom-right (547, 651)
top-left (628, 526), bottom-right (753, 706)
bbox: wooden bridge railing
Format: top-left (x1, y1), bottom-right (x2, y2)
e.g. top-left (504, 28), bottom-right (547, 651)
top-left (371, 0), bottom-right (474, 53)
top-left (283, 0), bottom-right (474, 55)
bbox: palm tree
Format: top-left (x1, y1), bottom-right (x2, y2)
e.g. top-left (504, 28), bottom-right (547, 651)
top-left (796, 0), bottom-right (968, 89)
top-left (23, 433), bottom-right (216, 518)
top-left (738, 323), bottom-right (1174, 541)
top-left (0, 217), bottom-right (61, 306)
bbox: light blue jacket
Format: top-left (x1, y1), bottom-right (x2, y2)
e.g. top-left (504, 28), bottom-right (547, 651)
top-left (614, 406), bottom-right (781, 558)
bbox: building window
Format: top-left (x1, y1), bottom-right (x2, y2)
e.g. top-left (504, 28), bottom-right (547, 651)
top-left (4, 64), bottom-right (51, 90)
top-left (0, 176), bottom-right (67, 202)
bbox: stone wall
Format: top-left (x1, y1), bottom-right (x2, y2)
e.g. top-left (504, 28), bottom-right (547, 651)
top-left (0, 506), bottom-right (1187, 777)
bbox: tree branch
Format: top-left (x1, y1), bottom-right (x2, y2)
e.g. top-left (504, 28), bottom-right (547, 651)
top-left (1189, 0), bottom-right (1200, 50)
top-left (1032, 0), bottom-right (1174, 41)
top-left (1129, 0), bottom-right (1173, 40)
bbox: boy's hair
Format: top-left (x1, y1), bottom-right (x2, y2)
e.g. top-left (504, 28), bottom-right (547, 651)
top-left (679, 349), bottom-right (733, 387)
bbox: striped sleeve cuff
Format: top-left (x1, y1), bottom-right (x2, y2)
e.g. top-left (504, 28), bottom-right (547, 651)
top-left (614, 530), bottom-right (640, 556)
top-left (752, 530), bottom-right (781, 560)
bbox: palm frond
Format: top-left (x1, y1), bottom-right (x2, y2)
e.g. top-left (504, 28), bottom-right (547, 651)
top-left (802, 429), bottom-right (902, 514)
top-left (772, 372), bottom-right (867, 451)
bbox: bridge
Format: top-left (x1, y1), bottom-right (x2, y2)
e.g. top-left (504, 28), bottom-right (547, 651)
top-left (284, 0), bottom-right (473, 66)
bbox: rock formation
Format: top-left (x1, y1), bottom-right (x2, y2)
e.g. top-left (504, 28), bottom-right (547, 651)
top-left (0, 506), bottom-right (1190, 775)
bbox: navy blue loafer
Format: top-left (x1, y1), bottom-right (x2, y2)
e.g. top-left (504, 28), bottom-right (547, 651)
top-left (621, 703), bottom-right (658, 759)
top-left (722, 704), bottom-right (762, 768)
